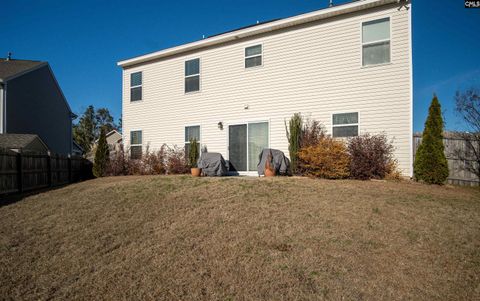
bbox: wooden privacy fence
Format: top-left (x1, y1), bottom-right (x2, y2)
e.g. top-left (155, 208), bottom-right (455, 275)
top-left (413, 133), bottom-right (479, 186)
top-left (0, 151), bottom-right (93, 195)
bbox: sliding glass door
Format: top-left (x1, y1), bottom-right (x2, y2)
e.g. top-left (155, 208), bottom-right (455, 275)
top-left (228, 125), bottom-right (247, 172)
top-left (248, 122), bottom-right (269, 171)
top-left (229, 121), bottom-right (268, 172)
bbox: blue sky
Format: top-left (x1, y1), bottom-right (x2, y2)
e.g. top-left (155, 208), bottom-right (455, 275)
top-left (1, 0), bottom-right (479, 132)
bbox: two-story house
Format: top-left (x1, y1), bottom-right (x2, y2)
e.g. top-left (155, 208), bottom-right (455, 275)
top-left (0, 56), bottom-right (75, 155)
top-left (118, 0), bottom-right (413, 175)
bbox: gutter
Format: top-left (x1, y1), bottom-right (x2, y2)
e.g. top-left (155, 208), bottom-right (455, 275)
top-left (118, 0), bottom-right (399, 68)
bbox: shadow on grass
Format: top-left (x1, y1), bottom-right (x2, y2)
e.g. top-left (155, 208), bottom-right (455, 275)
top-left (0, 185), bottom-right (70, 208)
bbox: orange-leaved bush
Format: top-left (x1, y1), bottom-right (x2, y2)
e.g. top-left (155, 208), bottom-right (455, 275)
top-left (298, 137), bottom-right (350, 179)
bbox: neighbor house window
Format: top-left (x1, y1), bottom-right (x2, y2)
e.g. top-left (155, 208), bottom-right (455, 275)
top-left (130, 72), bottom-right (142, 101)
top-left (245, 45), bottom-right (262, 68)
top-left (332, 113), bottom-right (359, 138)
top-left (185, 59), bottom-right (200, 93)
top-left (130, 130), bottom-right (142, 159)
top-left (362, 18), bottom-right (390, 66)
top-left (184, 126), bottom-right (200, 156)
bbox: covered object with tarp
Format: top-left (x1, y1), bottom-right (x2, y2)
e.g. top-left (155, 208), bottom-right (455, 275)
top-left (197, 152), bottom-right (228, 176)
top-left (257, 148), bottom-right (290, 176)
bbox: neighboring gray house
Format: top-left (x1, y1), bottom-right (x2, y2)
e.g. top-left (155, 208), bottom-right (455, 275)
top-left (0, 56), bottom-right (75, 155)
top-left (0, 133), bottom-right (49, 154)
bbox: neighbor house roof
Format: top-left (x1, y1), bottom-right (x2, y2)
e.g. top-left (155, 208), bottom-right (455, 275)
top-left (118, 0), bottom-right (400, 68)
top-left (0, 134), bottom-right (49, 152)
top-left (95, 129), bottom-right (122, 144)
top-left (0, 58), bottom-right (47, 82)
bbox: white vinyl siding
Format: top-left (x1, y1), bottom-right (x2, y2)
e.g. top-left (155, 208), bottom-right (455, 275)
top-left (362, 18), bottom-right (391, 66)
top-left (122, 2), bottom-right (412, 175)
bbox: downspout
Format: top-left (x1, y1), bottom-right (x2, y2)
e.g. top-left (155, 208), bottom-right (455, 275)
top-left (0, 82), bottom-right (5, 134)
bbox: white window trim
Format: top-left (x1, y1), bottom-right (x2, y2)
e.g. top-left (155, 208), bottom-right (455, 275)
top-left (184, 125), bottom-right (201, 145)
top-left (130, 72), bottom-right (142, 102)
top-left (360, 16), bottom-right (392, 68)
top-left (130, 129), bottom-right (143, 158)
top-left (331, 112), bottom-right (360, 138)
top-left (244, 43), bottom-right (263, 69)
top-left (184, 58), bottom-right (201, 94)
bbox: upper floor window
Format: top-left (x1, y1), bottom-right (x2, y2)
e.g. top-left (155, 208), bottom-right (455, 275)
top-left (185, 59), bottom-right (200, 93)
top-left (130, 130), bottom-right (142, 159)
top-left (245, 45), bottom-right (262, 68)
top-left (332, 112), bottom-right (359, 138)
top-left (362, 18), bottom-right (390, 66)
top-left (130, 72), bottom-right (142, 101)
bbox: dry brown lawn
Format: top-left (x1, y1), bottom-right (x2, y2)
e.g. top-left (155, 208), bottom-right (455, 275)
top-left (0, 176), bottom-right (479, 300)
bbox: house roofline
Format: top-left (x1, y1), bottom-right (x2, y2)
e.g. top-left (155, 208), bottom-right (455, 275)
top-left (117, 0), bottom-right (401, 68)
top-left (94, 129), bottom-right (122, 143)
top-left (0, 63), bottom-right (74, 114)
top-left (106, 129), bottom-right (121, 137)
top-left (0, 62), bottom-right (48, 83)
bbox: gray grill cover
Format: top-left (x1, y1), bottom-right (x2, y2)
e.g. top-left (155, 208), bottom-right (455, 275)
top-left (197, 152), bottom-right (228, 176)
top-left (257, 148), bottom-right (291, 176)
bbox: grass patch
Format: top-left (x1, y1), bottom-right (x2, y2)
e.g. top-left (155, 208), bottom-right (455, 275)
top-left (0, 175), bottom-right (479, 300)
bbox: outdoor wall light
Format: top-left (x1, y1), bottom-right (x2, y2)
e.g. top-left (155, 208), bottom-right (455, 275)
top-left (218, 122), bottom-right (223, 130)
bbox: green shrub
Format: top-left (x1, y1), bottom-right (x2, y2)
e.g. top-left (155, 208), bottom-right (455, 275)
top-left (298, 137), bottom-right (350, 179)
top-left (285, 113), bottom-right (303, 174)
top-left (188, 138), bottom-right (199, 168)
top-left (414, 96), bottom-right (449, 184)
top-left (93, 128), bottom-right (109, 177)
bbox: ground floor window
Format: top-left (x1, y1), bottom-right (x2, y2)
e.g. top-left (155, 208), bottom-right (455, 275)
top-left (130, 130), bottom-right (142, 159)
top-left (229, 121), bottom-right (269, 172)
top-left (185, 125), bottom-right (200, 155)
top-left (332, 112), bottom-right (359, 138)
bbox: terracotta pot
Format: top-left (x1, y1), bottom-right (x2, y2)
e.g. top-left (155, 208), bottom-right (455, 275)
top-left (191, 168), bottom-right (201, 177)
top-left (264, 168), bottom-right (276, 177)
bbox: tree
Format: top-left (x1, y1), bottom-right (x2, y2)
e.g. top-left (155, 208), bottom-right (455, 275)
top-left (95, 108), bottom-right (116, 136)
top-left (73, 106), bottom-right (119, 155)
top-left (454, 87), bottom-right (480, 179)
top-left (93, 127), bottom-right (109, 177)
top-left (188, 137), bottom-right (199, 168)
top-left (414, 95), bottom-right (449, 184)
top-left (73, 105), bottom-right (96, 154)
top-left (285, 113), bottom-right (303, 174)
top-left (117, 115), bottom-right (122, 133)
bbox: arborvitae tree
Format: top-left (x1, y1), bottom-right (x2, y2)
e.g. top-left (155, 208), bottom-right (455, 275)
top-left (285, 113), bottom-right (303, 174)
top-left (414, 95), bottom-right (449, 184)
top-left (188, 137), bottom-right (199, 168)
top-left (93, 128), bottom-right (110, 177)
